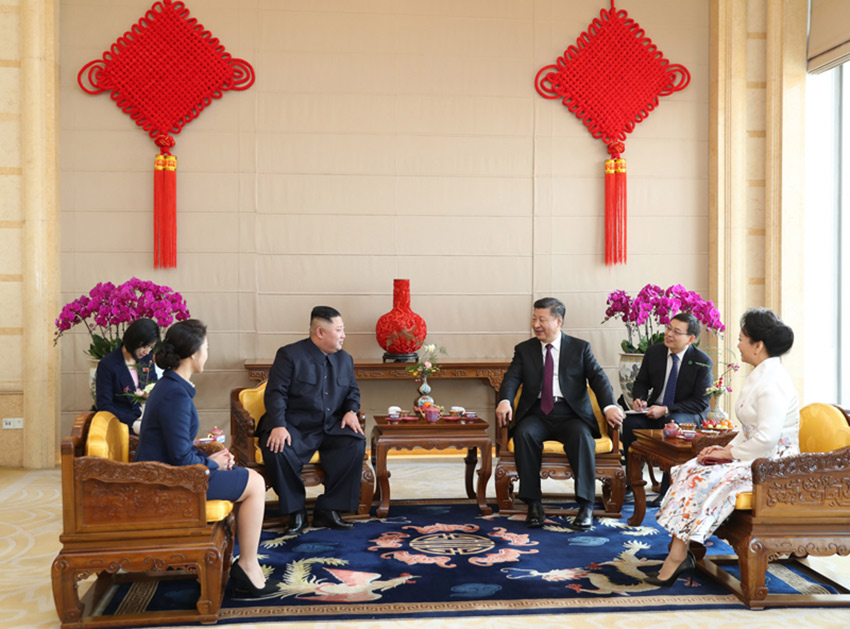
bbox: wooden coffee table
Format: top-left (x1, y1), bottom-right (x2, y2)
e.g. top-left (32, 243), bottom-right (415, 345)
top-left (371, 415), bottom-right (493, 517)
top-left (628, 428), bottom-right (736, 526)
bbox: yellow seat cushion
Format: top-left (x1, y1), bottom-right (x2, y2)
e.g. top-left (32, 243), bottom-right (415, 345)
top-left (506, 386), bottom-right (613, 455)
top-left (734, 492), bottom-right (753, 510)
top-left (239, 382), bottom-right (319, 466)
top-left (799, 403), bottom-right (850, 453)
top-left (732, 403), bottom-right (850, 512)
top-left (86, 411), bottom-right (130, 462)
top-left (206, 499), bottom-right (234, 522)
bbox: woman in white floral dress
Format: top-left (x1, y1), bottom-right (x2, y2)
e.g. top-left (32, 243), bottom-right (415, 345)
top-left (646, 308), bottom-right (799, 587)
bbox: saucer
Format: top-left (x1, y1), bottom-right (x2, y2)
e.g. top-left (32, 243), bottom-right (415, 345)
top-left (400, 415), bottom-right (419, 422)
top-left (443, 415), bottom-right (462, 422)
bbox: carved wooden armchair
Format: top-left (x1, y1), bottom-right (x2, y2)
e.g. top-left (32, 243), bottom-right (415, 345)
top-left (230, 383), bottom-right (374, 520)
top-left (52, 411), bottom-right (235, 628)
top-left (494, 386), bottom-right (626, 517)
top-left (697, 403), bottom-right (850, 608)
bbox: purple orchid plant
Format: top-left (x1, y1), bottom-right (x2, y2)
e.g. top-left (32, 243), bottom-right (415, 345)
top-left (54, 278), bottom-right (191, 359)
top-left (602, 283), bottom-right (725, 354)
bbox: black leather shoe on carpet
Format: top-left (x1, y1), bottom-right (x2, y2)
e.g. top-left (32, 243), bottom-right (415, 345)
top-left (285, 509), bottom-right (308, 535)
top-left (312, 508), bottom-right (354, 530)
top-left (571, 505), bottom-right (593, 530)
top-left (525, 501), bottom-right (545, 528)
top-left (648, 495), bottom-right (664, 508)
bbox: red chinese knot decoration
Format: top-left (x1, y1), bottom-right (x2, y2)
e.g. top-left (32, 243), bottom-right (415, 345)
top-left (78, 0), bottom-right (255, 268)
top-left (535, 1), bottom-right (690, 265)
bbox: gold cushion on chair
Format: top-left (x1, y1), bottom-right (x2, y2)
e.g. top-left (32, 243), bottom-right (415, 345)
top-left (505, 385), bottom-right (614, 455)
top-left (507, 437), bottom-right (613, 456)
top-left (205, 499), bottom-right (234, 522)
top-left (732, 403), bottom-right (850, 513)
top-left (734, 492), bottom-right (753, 510)
top-left (799, 403), bottom-right (850, 453)
top-left (85, 412), bottom-right (130, 462)
top-left (240, 382), bottom-right (320, 465)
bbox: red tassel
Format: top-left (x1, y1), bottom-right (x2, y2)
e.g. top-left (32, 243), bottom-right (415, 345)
top-left (604, 143), bottom-right (627, 265)
top-left (153, 154), bottom-right (166, 268)
top-left (614, 157), bottom-right (627, 264)
top-left (153, 135), bottom-right (177, 268)
top-left (604, 158), bottom-right (616, 266)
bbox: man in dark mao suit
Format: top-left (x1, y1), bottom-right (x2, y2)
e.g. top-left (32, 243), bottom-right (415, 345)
top-left (497, 298), bottom-right (624, 531)
top-left (256, 306), bottom-right (366, 534)
top-left (624, 312), bottom-right (712, 503)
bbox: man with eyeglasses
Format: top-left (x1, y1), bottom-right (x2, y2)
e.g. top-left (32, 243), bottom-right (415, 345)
top-left (622, 312), bottom-right (713, 506)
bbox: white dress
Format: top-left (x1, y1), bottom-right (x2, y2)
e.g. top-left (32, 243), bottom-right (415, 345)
top-left (655, 357), bottom-right (799, 544)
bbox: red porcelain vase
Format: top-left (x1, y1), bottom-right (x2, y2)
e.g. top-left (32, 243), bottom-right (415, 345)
top-left (375, 279), bottom-right (427, 362)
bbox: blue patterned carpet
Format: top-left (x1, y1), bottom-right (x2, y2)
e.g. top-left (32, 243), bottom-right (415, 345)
top-left (103, 501), bottom-right (835, 624)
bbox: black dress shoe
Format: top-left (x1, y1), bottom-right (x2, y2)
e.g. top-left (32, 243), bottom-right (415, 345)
top-left (644, 551), bottom-right (695, 587)
top-left (312, 508), bottom-right (354, 530)
top-left (525, 501), bottom-right (545, 528)
top-left (648, 495), bottom-right (663, 508)
top-left (285, 509), bottom-right (307, 535)
top-left (230, 561), bottom-right (277, 597)
top-left (571, 505), bottom-right (593, 530)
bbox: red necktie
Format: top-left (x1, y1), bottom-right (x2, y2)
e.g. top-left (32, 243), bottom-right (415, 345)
top-left (541, 343), bottom-right (554, 415)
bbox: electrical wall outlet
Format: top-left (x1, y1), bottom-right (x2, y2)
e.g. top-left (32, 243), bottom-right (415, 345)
top-left (2, 417), bottom-right (23, 429)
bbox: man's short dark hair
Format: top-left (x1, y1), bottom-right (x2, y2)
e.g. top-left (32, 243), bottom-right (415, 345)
top-left (311, 306), bottom-right (342, 324)
top-left (672, 312), bottom-right (701, 338)
top-left (533, 297), bottom-right (565, 320)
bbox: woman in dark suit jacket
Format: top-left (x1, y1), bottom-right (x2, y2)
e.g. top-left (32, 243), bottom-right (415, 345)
top-left (95, 318), bottom-right (160, 433)
top-left (134, 320), bottom-right (275, 597)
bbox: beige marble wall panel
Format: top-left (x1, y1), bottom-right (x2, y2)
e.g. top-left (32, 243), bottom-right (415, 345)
top-left (0, 228), bottom-right (22, 273)
top-left (395, 136), bottom-right (532, 177)
top-left (747, 87), bottom-right (767, 131)
top-left (0, 392), bottom-right (23, 467)
top-left (0, 121), bottom-right (20, 168)
top-left (0, 67), bottom-right (19, 114)
top-left (258, 174), bottom-right (396, 216)
top-left (0, 176), bottom-right (21, 220)
top-left (259, 93), bottom-right (397, 135)
top-left (254, 51), bottom-right (397, 94)
top-left (182, 293), bottom-right (240, 334)
top-left (548, 253), bottom-right (708, 294)
top-left (618, 177), bottom-right (710, 217)
top-left (396, 176), bottom-right (532, 216)
top-left (257, 133), bottom-right (397, 175)
top-left (0, 10), bottom-right (18, 60)
top-left (180, 213), bottom-right (240, 253)
top-left (0, 282), bottom-right (21, 326)
top-left (258, 255), bottom-right (398, 295)
top-left (395, 256), bottom-right (532, 295)
top-left (0, 335), bottom-right (21, 386)
top-left (257, 214), bottom-right (395, 255)
top-left (396, 216), bottom-right (530, 255)
top-left (747, 137), bottom-right (766, 180)
top-left (396, 95), bottom-right (533, 137)
top-left (71, 172), bottom-right (149, 212)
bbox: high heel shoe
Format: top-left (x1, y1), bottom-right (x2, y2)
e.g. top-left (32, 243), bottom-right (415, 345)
top-left (230, 561), bottom-right (277, 597)
top-left (644, 551), bottom-right (695, 587)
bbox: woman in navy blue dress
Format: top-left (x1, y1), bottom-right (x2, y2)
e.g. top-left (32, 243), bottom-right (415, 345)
top-left (95, 318), bottom-right (160, 434)
top-left (135, 320), bottom-right (275, 597)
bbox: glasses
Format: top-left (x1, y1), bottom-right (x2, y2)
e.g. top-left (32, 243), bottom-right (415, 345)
top-left (665, 324), bottom-right (690, 336)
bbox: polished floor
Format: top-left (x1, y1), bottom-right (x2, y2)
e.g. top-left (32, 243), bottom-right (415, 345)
top-left (2, 458), bottom-right (849, 629)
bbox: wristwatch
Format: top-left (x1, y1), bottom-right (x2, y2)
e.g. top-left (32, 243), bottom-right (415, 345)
top-left (664, 406), bottom-right (670, 417)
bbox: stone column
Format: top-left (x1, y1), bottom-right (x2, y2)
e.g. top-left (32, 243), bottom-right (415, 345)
top-left (21, 0), bottom-right (59, 468)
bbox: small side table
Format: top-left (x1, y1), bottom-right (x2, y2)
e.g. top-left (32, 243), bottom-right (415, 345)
top-left (371, 415), bottom-right (493, 517)
top-left (628, 428), bottom-right (737, 526)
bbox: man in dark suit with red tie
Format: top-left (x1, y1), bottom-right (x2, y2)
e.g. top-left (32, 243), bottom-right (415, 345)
top-left (623, 312), bottom-right (712, 504)
top-left (497, 298), bottom-right (624, 530)
top-left (257, 306), bottom-right (366, 535)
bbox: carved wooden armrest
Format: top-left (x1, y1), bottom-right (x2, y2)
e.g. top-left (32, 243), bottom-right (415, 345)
top-left (691, 431), bottom-right (737, 453)
top-left (750, 446), bottom-right (850, 517)
top-left (230, 395), bottom-right (257, 466)
top-left (196, 441), bottom-right (225, 457)
top-left (73, 458), bottom-right (211, 527)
